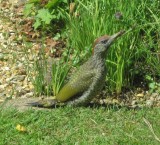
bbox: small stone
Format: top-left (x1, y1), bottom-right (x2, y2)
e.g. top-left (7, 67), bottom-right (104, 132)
top-left (5, 70), bottom-right (11, 75)
top-left (150, 93), bottom-right (158, 98)
top-left (131, 105), bottom-right (138, 109)
top-left (18, 69), bottom-right (26, 75)
top-left (0, 84), bottom-right (8, 90)
top-left (17, 63), bottom-right (23, 68)
top-left (29, 55), bottom-right (34, 61)
top-left (0, 53), bottom-right (5, 60)
top-left (104, 98), bottom-right (112, 104)
top-left (29, 64), bottom-right (33, 68)
top-left (131, 100), bottom-right (137, 106)
top-left (0, 99), bottom-right (5, 103)
top-left (2, 44), bottom-right (7, 48)
top-left (0, 33), bottom-right (4, 40)
top-left (4, 9), bottom-right (9, 13)
top-left (0, 92), bottom-right (7, 97)
top-left (17, 89), bottom-right (28, 96)
top-left (150, 96), bottom-right (155, 101)
top-left (157, 96), bottom-right (160, 101)
top-left (146, 100), bottom-right (154, 107)
top-left (4, 67), bottom-right (10, 71)
top-left (11, 42), bottom-right (17, 46)
top-left (6, 77), bottom-right (12, 82)
top-left (16, 86), bottom-right (23, 92)
top-left (21, 57), bottom-right (25, 61)
top-left (14, 75), bottom-right (26, 81)
top-left (22, 92), bottom-right (34, 98)
top-left (112, 99), bottom-right (119, 104)
top-left (29, 84), bottom-right (34, 90)
top-left (99, 99), bottom-right (105, 104)
top-left (0, 25), bottom-right (3, 30)
top-left (156, 102), bottom-right (160, 107)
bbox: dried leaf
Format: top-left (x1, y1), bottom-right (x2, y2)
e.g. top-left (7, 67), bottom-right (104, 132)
top-left (136, 93), bottom-right (144, 97)
top-left (16, 124), bottom-right (27, 132)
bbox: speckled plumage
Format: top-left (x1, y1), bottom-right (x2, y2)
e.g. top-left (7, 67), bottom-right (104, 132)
top-left (29, 30), bottom-right (125, 107)
top-left (58, 44), bottom-right (107, 106)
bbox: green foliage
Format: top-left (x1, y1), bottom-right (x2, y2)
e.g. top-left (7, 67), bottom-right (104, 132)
top-left (67, 0), bottom-right (160, 94)
top-left (51, 60), bottom-right (70, 96)
top-left (45, 0), bottom-right (60, 9)
top-left (34, 57), bottom-right (70, 96)
top-left (23, 0), bottom-right (69, 31)
top-left (33, 58), bottom-right (46, 96)
top-left (145, 75), bottom-right (160, 93)
top-left (33, 8), bottom-right (54, 29)
top-left (24, 0), bottom-right (160, 95)
top-left (23, 3), bottom-right (34, 16)
top-left (32, 42), bottom-right (71, 96)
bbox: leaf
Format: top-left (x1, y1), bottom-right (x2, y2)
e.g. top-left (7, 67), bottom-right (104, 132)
top-left (33, 18), bottom-right (41, 29)
top-left (70, 2), bottom-right (76, 14)
top-left (36, 9), bottom-right (53, 24)
top-left (16, 124), bottom-right (27, 132)
top-left (53, 33), bottom-right (61, 40)
top-left (23, 3), bottom-right (34, 17)
top-left (136, 93), bottom-right (144, 97)
top-left (149, 82), bottom-right (155, 89)
top-left (28, 0), bottom-right (41, 3)
top-left (45, 0), bottom-right (59, 9)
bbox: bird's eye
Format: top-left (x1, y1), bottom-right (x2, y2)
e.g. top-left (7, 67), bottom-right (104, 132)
top-left (101, 40), bottom-right (108, 44)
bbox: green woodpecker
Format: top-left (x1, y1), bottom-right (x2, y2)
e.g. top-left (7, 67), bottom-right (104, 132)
top-left (29, 30), bottom-right (125, 107)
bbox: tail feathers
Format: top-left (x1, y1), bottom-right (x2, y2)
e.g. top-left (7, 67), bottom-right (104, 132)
top-left (27, 99), bottom-right (62, 108)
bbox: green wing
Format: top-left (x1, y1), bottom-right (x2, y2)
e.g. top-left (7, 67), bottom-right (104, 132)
top-left (56, 71), bottom-right (95, 102)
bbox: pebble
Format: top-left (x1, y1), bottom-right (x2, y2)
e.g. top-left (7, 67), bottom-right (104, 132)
top-left (131, 100), bottom-right (138, 106)
top-left (0, 3), bottom-right (36, 100)
top-left (146, 100), bottom-right (154, 107)
top-left (150, 96), bottom-right (155, 101)
top-left (4, 9), bottom-right (9, 13)
top-left (0, 92), bottom-right (7, 97)
top-left (0, 84), bottom-right (8, 90)
top-left (4, 66), bottom-right (10, 71)
top-left (14, 75), bottom-right (26, 81)
top-left (156, 102), bottom-right (160, 107)
top-left (104, 98), bottom-right (112, 104)
top-left (22, 92), bottom-right (34, 98)
top-left (0, 25), bottom-right (3, 30)
top-left (112, 99), bottom-right (119, 104)
top-left (157, 96), bottom-right (160, 101)
top-left (0, 53), bottom-right (4, 60)
top-left (151, 92), bottom-right (158, 98)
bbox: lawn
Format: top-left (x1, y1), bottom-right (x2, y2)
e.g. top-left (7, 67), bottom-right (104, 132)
top-left (0, 106), bottom-right (160, 145)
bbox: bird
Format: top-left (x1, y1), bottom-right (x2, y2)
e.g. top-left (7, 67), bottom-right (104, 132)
top-left (29, 30), bottom-right (125, 107)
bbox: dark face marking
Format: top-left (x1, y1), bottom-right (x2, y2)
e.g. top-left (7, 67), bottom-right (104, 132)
top-left (100, 39), bottom-right (109, 44)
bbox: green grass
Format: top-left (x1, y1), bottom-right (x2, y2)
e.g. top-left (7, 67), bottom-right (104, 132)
top-left (0, 107), bottom-right (160, 145)
top-left (33, 46), bottom-right (71, 96)
top-left (23, 0), bottom-right (160, 96)
top-left (66, 0), bottom-right (160, 94)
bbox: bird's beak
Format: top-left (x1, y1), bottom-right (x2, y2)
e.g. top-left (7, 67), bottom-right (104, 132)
top-left (106, 30), bottom-right (125, 46)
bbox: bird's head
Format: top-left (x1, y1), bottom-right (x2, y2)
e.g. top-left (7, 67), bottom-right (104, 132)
top-left (92, 30), bottom-right (125, 55)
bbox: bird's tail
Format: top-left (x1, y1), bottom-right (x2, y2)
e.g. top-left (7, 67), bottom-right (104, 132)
top-left (27, 99), bottom-right (64, 108)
